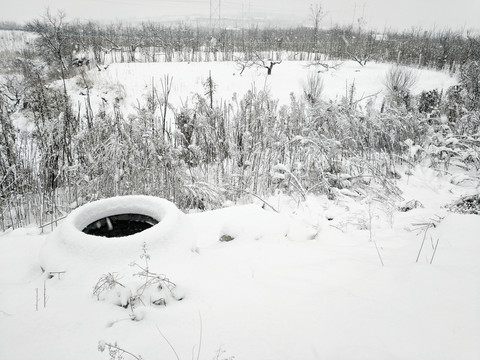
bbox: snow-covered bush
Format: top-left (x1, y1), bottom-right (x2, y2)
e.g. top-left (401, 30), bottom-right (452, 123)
top-left (303, 72), bottom-right (324, 105)
top-left (459, 60), bottom-right (480, 111)
top-left (448, 194), bottom-right (480, 215)
top-left (93, 243), bottom-right (183, 314)
top-left (418, 89), bottom-right (441, 115)
top-left (384, 65), bottom-right (418, 109)
top-left (98, 341), bottom-right (143, 360)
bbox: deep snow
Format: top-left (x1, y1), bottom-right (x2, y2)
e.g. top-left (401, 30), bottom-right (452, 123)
top-left (68, 60), bottom-right (457, 119)
top-left (0, 48), bottom-right (477, 359)
top-left (0, 165), bottom-right (479, 360)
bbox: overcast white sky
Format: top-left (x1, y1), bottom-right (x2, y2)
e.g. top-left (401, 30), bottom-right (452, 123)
top-left (1, 0), bottom-right (479, 31)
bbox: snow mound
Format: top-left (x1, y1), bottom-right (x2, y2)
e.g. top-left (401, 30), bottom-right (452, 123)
top-left (188, 202), bottom-right (320, 247)
top-left (40, 196), bottom-right (195, 274)
top-left (188, 204), bottom-right (290, 247)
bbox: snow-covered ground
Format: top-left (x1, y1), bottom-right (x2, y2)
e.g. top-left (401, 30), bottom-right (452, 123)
top-left (1, 165), bottom-right (479, 360)
top-left (0, 45), bottom-right (476, 359)
top-left (69, 60), bottom-right (457, 118)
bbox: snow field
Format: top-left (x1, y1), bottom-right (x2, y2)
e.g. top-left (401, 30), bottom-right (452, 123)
top-left (0, 165), bottom-right (479, 360)
top-left (70, 60), bottom-right (457, 119)
top-left (0, 45), bottom-right (476, 359)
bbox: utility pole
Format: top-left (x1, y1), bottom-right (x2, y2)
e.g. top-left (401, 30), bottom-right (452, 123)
top-left (210, 0), bottom-right (221, 29)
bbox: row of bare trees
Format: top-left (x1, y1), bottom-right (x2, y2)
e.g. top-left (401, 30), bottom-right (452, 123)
top-left (2, 10), bottom-right (478, 73)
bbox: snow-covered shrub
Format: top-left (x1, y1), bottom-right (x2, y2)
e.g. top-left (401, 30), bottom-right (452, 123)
top-left (303, 72), bottom-right (324, 105)
top-left (447, 194), bottom-right (480, 215)
top-left (74, 70), bottom-right (94, 89)
top-left (177, 181), bottom-right (224, 211)
top-left (384, 65), bottom-right (418, 109)
top-left (419, 105), bottom-right (480, 171)
top-left (264, 99), bottom-right (407, 201)
top-left (93, 272), bottom-right (131, 307)
top-left (398, 199), bottom-right (424, 212)
top-left (459, 60), bottom-right (480, 110)
top-left (418, 89), bottom-right (441, 115)
top-left (98, 341), bottom-right (143, 360)
top-left (442, 84), bottom-right (465, 121)
top-left (105, 81), bottom-right (126, 103)
top-left (0, 97), bottom-right (17, 203)
top-left (92, 243), bottom-right (183, 314)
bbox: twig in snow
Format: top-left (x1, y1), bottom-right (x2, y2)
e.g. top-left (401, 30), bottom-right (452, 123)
top-left (196, 311), bottom-right (203, 360)
top-left (43, 280), bottom-right (47, 308)
top-left (156, 325), bottom-right (180, 360)
top-left (413, 216), bottom-right (443, 263)
top-left (430, 237), bottom-right (440, 264)
top-left (415, 225), bottom-right (428, 263)
top-left (236, 189), bottom-right (279, 213)
top-left (372, 238), bottom-right (384, 267)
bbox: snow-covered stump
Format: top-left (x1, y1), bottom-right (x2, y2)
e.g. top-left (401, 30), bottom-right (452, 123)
top-left (40, 196), bottom-right (196, 275)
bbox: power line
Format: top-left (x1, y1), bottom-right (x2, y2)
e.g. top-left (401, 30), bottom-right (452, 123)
top-left (210, 0), bottom-right (222, 28)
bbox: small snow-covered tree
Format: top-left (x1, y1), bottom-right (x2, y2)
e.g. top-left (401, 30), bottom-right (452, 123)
top-left (310, 3), bottom-right (326, 55)
top-left (235, 52), bottom-right (282, 76)
top-left (26, 10), bottom-right (74, 91)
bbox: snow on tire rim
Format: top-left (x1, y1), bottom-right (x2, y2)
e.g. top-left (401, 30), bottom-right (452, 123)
top-left (40, 195), bottom-right (195, 274)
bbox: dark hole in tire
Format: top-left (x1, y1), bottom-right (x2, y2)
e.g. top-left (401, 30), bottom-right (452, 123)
top-left (82, 214), bottom-right (159, 238)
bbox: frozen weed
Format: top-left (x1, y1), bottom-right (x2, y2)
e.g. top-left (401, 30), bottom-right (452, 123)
top-left (92, 243), bottom-right (182, 314)
top-left (411, 216), bottom-right (444, 263)
top-left (98, 341), bottom-right (143, 360)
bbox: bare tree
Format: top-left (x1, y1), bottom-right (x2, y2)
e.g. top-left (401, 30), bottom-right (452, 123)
top-left (26, 9), bottom-right (78, 187)
top-left (307, 59), bottom-right (343, 73)
top-left (310, 3), bottom-right (326, 57)
top-left (342, 28), bottom-right (375, 67)
top-left (26, 9), bottom-right (74, 94)
top-left (235, 53), bottom-right (282, 76)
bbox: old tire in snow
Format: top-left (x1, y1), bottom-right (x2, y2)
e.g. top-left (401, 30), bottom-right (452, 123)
top-left (40, 195), bottom-right (195, 274)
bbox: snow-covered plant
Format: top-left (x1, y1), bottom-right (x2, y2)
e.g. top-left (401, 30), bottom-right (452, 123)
top-left (365, 196), bottom-right (384, 267)
top-left (447, 194), bottom-right (480, 215)
top-left (212, 347), bottom-right (235, 360)
top-left (412, 216), bottom-right (443, 263)
top-left (92, 243), bottom-right (183, 314)
top-left (418, 89), bottom-right (441, 115)
top-left (98, 341), bottom-right (143, 360)
top-left (203, 71), bottom-right (216, 109)
top-left (459, 60), bottom-right (480, 110)
top-left (303, 72), bottom-right (324, 105)
top-left (422, 116), bottom-right (480, 171)
top-left (92, 272), bottom-right (126, 303)
top-left (181, 182), bottom-right (224, 211)
top-left (384, 65), bottom-right (418, 109)
top-left (129, 242), bottom-right (180, 306)
top-left (98, 333), bottom-right (234, 360)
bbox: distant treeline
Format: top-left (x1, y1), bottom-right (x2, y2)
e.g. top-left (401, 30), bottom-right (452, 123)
top-left (0, 21), bottom-right (23, 30)
top-left (2, 17), bottom-right (479, 71)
